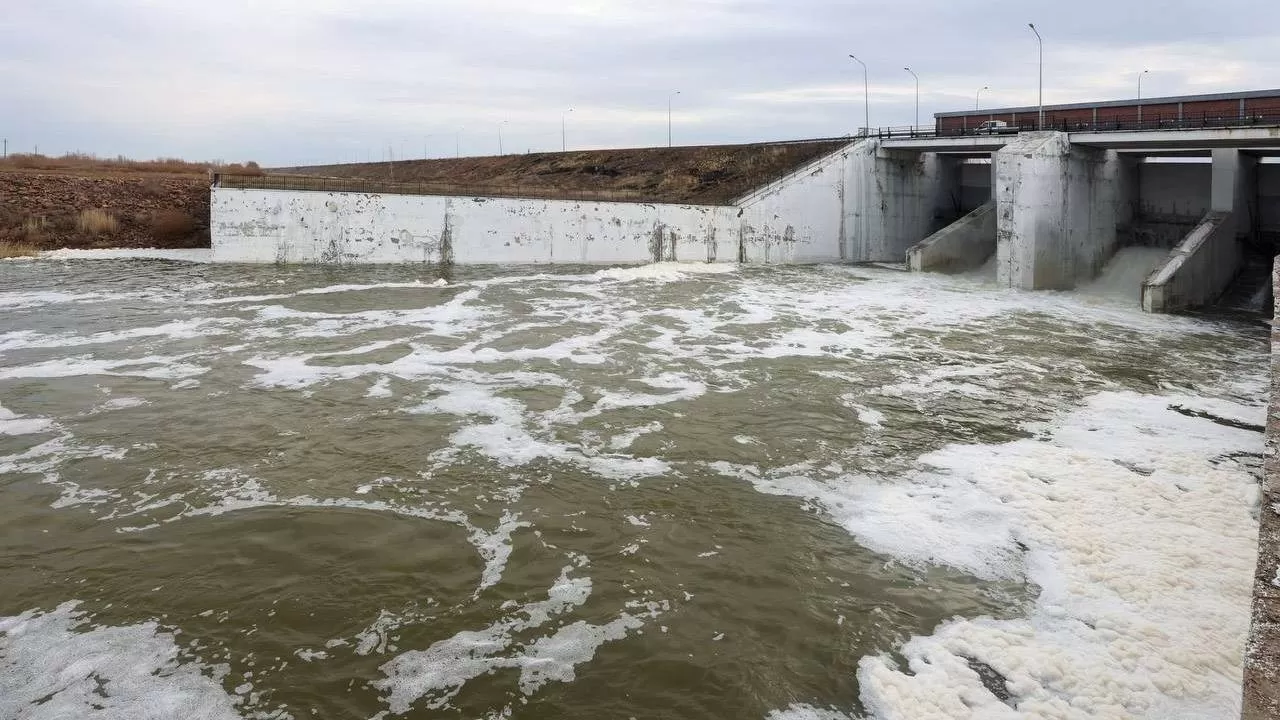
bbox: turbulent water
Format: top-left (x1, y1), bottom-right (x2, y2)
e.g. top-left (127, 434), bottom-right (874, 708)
top-left (0, 252), bottom-right (1268, 720)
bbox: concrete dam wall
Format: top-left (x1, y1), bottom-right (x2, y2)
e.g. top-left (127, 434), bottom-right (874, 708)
top-left (212, 137), bottom-right (970, 266)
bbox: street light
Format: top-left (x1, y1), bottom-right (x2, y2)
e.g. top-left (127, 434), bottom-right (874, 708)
top-left (976, 86), bottom-right (989, 112)
top-left (562, 108), bottom-right (573, 152)
top-left (456, 130), bottom-right (462, 159)
top-left (904, 67), bottom-right (919, 129)
top-left (848, 54), bottom-right (869, 134)
top-left (499, 120), bottom-right (509, 156)
top-left (1137, 69), bottom-right (1150, 125)
top-left (1028, 23), bottom-right (1043, 130)
top-left (668, 91), bottom-right (681, 148)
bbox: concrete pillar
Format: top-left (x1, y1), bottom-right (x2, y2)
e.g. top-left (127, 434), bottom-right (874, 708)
top-left (994, 132), bottom-right (1129, 290)
top-left (843, 140), bottom-right (948, 262)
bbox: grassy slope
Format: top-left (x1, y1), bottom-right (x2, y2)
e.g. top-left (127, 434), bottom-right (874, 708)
top-left (274, 140), bottom-right (849, 205)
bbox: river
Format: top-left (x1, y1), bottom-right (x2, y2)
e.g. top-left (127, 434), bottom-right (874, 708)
top-left (0, 252), bottom-right (1267, 719)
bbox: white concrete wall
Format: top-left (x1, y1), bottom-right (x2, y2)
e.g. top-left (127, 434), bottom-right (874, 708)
top-left (907, 200), bottom-right (997, 273)
top-left (1142, 211), bottom-right (1238, 312)
top-left (211, 189), bottom-right (739, 265)
top-left (995, 132), bottom-right (1125, 290)
top-left (734, 143), bottom-right (853, 264)
top-left (845, 141), bottom-right (949, 262)
top-left (733, 138), bottom-right (953, 264)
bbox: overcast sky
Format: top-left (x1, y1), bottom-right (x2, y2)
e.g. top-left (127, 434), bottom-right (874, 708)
top-left (3, 0), bottom-right (1277, 166)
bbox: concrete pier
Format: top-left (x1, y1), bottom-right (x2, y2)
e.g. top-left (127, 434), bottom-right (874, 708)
top-left (993, 132), bottom-right (1132, 290)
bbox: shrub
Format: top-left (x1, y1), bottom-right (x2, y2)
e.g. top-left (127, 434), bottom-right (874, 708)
top-left (150, 210), bottom-right (198, 242)
top-left (76, 209), bottom-right (119, 235)
top-left (0, 241), bottom-right (38, 258)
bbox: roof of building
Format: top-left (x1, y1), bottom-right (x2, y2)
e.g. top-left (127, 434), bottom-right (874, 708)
top-left (935, 88), bottom-right (1280, 118)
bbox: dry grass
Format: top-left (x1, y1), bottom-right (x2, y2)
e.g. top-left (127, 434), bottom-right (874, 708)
top-left (0, 241), bottom-right (38, 258)
top-left (76, 209), bottom-right (119, 235)
top-left (149, 209), bottom-right (199, 242)
top-left (0, 153), bottom-right (263, 176)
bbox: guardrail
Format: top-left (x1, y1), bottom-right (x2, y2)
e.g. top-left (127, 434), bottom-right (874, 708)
top-left (870, 110), bottom-right (1280, 140)
top-left (908, 111), bottom-right (1280, 140)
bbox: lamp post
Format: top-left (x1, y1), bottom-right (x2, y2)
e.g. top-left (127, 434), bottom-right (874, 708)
top-left (499, 120), bottom-right (508, 156)
top-left (668, 91), bottom-right (681, 147)
top-left (562, 108), bottom-right (573, 152)
top-left (848, 54), bottom-right (869, 134)
top-left (1028, 23), bottom-right (1043, 130)
top-left (976, 85), bottom-right (989, 112)
top-left (1137, 69), bottom-right (1150, 126)
top-left (903, 67), bottom-right (919, 129)
top-left (456, 130), bottom-right (462, 159)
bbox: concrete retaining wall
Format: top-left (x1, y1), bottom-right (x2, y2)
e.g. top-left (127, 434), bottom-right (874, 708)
top-left (212, 137), bottom-right (963, 266)
top-left (734, 143), bottom-right (851, 263)
top-left (211, 189), bottom-right (743, 265)
top-left (906, 200), bottom-right (997, 273)
top-left (1243, 261), bottom-right (1280, 719)
top-left (1141, 210), bottom-right (1237, 312)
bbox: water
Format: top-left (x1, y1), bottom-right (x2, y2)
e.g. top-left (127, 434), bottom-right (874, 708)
top-left (0, 254), bottom-right (1268, 720)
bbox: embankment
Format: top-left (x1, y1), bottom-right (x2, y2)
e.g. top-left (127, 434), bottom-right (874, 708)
top-left (0, 170), bottom-right (210, 251)
top-left (273, 140), bottom-right (848, 205)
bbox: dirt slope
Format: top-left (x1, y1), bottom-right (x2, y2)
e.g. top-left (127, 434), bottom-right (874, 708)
top-left (273, 140), bottom-right (848, 205)
top-left (0, 170), bottom-right (210, 250)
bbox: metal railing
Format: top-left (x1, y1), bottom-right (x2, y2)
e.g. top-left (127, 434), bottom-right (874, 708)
top-left (924, 110), bottom-right (1280, 139)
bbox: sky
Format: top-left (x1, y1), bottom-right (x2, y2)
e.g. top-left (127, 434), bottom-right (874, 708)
top-left (2, 0), bottom-right (1278, 166)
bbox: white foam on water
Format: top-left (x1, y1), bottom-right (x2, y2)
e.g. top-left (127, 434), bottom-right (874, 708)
top-left (608, 422), bottom-right (664, 451)
top-left (375, 566), bottom-right (595, 713)
top-left (0, 290), bottom-right (161, 310)
top-left (410, 382), bottom-right (670, 481)
top-left (472, 512), bottom-right (533, 593)
top-left (0, 319), bottom-right (239, 354)
top-left (195, 279), bottom-right (449, 305)
top-left (37, 248), bottom-right (213, 262)
top-left (591, 262), bottom-right (737, 283)
top-left (294, 648), bottom-right (328, 662)
top-left (0, 405), bottom-right (53, 436)
top-left (766, 705), bottom-right (856, 720)
top-left (0, 602), bottom-right (243, 720)
top-left (514, 614), bottom-right (644, 694)
top-left (366, 377), bottom-right (394, 399)
top-left (0, 354), bottom-right (208, 381)
top-left (739, 391), bottom-right (1261, 720)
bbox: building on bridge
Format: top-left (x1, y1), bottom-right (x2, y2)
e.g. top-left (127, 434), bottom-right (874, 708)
top-left (935, 88), bottom-right (1280, 135)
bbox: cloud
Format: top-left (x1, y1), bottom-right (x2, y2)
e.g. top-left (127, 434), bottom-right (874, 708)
top-left (0, 0), bottom-right (1276, 164)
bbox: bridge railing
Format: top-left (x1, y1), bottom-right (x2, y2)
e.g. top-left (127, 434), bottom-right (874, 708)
top-left (923, 109), bottom-right (1280, 138)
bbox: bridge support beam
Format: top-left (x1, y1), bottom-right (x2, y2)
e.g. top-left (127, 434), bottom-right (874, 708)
top-left (843, 140), bottom-right (954, 262)
top-left (994, 132), bottom-right (1131, 290)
